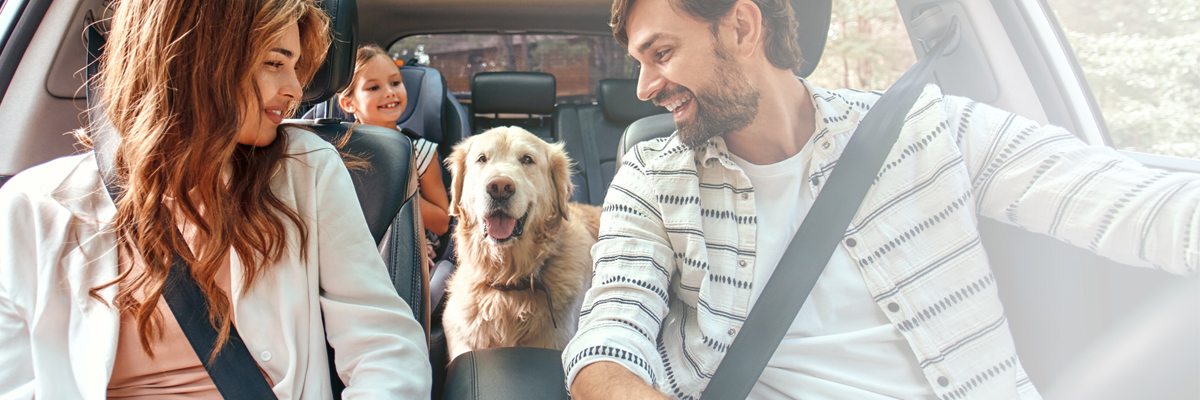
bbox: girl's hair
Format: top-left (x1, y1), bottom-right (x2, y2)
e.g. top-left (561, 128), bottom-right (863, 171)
top-left (87, 0), bottom-right (330, 359)
top-left (337, 44), bottom-right (391, 100)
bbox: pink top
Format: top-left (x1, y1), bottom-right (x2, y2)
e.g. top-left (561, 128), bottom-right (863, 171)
top-left (106, 219), bottom-right (265, 398)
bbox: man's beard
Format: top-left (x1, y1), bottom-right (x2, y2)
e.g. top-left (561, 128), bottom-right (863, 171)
top-left (655, 45), bottom-right (760, 149)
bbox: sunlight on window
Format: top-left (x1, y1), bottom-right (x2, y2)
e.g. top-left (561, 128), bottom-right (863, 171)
top-left (389, 34), bottom-right (636, 103)
top-left (806, 0), bottom-right (916, 91)
top-left (1048, 0), bottom-right (1200, 159)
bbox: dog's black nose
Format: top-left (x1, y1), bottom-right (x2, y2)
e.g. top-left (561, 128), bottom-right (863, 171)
top-left (487, 177), bottom-right (515, 200)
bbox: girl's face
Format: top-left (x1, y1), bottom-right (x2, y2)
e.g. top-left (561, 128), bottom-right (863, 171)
top-left (238, 23), bottom-right (304, 146)
top-left (338, 55), bottom-right (408, 128)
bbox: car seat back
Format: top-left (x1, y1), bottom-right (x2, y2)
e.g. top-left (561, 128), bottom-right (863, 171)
top-left (470, 72), bottom-right (556, 140)
top-left (554, 79), bottom-right (667, 205)
top-left (616, 113), bottom-right (677, 175)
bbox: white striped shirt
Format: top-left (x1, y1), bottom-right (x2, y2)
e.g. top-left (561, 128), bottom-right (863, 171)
top-left (562, 81), bottom-right (1200, 400)
top-left (411, 137), bottom-right (438, 177)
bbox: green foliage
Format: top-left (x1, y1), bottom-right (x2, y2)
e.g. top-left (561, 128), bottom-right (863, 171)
top-left (806, 0), bottom-right (916, 90)
top-left (1050, 0), bottom-right (1200, 158)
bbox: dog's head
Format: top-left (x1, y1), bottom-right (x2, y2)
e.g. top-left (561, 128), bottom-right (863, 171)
top-left (447, 126), bottom-right (574, 246)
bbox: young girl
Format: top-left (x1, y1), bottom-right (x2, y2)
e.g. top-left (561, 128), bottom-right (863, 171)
top-left (337, 45), bottom-right (452, 265)
top-left (0, 0), bottom-right (430, 398)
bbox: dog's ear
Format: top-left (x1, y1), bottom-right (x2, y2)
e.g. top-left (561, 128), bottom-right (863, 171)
top-left (446, 135), bottom-right (475, 217)
top-left (547, 140), bottom-right (574, 221)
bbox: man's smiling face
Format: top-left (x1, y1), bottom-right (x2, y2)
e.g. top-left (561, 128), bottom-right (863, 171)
top-left (626, 0), bottom-right (760, 149)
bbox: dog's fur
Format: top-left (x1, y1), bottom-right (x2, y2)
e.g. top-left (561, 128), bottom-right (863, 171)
top-left (443, 126), bottom-right (601, 361)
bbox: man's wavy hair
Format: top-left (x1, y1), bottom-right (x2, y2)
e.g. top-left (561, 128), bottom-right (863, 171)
top-left (611, 0), bottom-right (803, 72)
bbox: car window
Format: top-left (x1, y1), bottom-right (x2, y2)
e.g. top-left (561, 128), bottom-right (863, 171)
top-left (1046, 0), bottom-right (1200, 160)
top-left (388, 34), bottom-right (637, 104)
top-left (806, 0), bottom-right (916, 91)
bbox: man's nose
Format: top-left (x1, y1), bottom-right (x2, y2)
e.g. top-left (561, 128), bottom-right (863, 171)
top-left (636, 65), bottom-right (663, 102)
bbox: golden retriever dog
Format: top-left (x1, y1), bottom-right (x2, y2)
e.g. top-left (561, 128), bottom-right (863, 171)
top-left (443, 126), bottom-right (601, 361)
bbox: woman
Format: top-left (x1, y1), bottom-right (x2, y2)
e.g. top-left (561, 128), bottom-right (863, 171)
top-left (0, 0), bottom-right (431, 398)
top-left (337, 45), bottom-right (451, 266)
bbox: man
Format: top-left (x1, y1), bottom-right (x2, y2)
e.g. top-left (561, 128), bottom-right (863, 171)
top-left (562, 0), bottom-right (1199, 399)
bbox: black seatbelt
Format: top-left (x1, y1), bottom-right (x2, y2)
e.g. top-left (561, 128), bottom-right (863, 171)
top-left (86, 22), bottom-right (279, 400)
top-left (698, 20), bottom-right (959, 399)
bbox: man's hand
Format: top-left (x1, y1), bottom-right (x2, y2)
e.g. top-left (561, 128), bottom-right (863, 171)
top-left (570, 361), bottom-right (669, 400)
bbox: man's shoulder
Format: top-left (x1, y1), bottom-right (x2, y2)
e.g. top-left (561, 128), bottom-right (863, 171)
top-left (624, 134), bottom-right (697, 173)
top-left (808, 81), bottom-right (958, 113)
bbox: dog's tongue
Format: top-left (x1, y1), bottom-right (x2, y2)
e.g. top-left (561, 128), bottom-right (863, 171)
top-left (486, 214), bottom-right (517, 240)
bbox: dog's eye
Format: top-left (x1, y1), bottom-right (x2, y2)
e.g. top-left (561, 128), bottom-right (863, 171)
top-left (476, 154), bottom-right (487, 164)
top-left (520, 155), bottom-right (534, 165)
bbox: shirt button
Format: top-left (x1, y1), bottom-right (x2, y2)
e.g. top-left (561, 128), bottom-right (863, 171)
top-left (813, 177), bottom-right (821, 186)
top-left (260, 351), bottom-right (272, 362)
top-left (728, 328), bottom-right (736, 336)
top-left (937, 376), bottom-right (949, 387)
top-left (845, 238), bottom-right (857, 247)
top-left (738, 260), bottom-right (748, 268)
top-left (740, 193), bottom-right (749, 200)
top-left (821, 141), bottom-right (831, 149)
top-left (887, 302), bottom-right (900, 312)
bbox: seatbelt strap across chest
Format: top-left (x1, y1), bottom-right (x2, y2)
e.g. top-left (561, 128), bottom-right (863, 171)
top-left (698, 20), bottom-right (959, 400)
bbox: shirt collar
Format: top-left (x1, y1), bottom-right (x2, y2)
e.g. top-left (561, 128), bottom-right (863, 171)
top-left (50, 152), bottom-right (117, 227)
top-left (694, 77), bottom-right (862, 169)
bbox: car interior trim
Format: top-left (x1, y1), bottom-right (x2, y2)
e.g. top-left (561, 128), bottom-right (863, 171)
top-left (0, 0), bottom-right (51, 101)
top-left (1013, 0), bottom-right (1106, 146)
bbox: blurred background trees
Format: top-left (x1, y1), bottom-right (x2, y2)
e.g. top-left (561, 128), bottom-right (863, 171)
top-left (809, 0), bottom-right (1199, 159)
top-left (806, 0), bottom-right (916, 91)
top-left (1049, 0), bottom-right (1200, 158)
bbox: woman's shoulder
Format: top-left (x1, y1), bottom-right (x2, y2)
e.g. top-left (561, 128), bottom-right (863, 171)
top-left (0, 153), bottom-right (95, 207)
top-left (282, 126), bottom-right (339, 156)
top-left (279, 126), bottom-right (347, 171)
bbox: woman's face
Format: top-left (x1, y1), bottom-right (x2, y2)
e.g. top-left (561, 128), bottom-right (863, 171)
top-left (237, 23), bottom-right (304, 146)
top-left (338, 55), bottom-right (408, 128)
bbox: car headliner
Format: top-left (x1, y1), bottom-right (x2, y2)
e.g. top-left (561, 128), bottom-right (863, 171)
top-left (358, 0), bottom-right (615, 47)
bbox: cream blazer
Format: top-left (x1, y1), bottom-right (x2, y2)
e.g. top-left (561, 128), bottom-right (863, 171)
top-left (0, 129), bottom-right (432, 399)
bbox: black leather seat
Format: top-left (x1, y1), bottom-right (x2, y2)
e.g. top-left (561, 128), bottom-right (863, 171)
top-left (286, 1), bottom-right (430, 339)
top-left (555, 79), bottom-right (667, 205)
top-left (470, 72), bottom-right (556, 140)
top-left (395, 66), bottom-right (473, 188)
top-left (442, 347), bottom-right (570, 400)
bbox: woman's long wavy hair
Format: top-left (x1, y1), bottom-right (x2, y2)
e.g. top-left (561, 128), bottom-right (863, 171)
top-left (86, 0), bottom-right (330, 359)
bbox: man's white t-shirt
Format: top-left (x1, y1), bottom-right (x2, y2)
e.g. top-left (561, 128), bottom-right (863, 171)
top-left (729, 141), bottom-right (937, 399)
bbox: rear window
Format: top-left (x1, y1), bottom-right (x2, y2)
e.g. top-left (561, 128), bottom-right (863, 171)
top-left (389, 34), bottom-right (638, 104)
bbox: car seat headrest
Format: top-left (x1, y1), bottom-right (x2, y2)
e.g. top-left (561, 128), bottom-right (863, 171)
top-left (794, 0), bottom-right (832, 78)
top-left (395, 65), bottom-right (449, 144)
top-left (302, 0), bottom-right (358, 104)
top-left (471, 72), bottom-right (556, 115)
top-left (597, 79), bottom-right (667, 125)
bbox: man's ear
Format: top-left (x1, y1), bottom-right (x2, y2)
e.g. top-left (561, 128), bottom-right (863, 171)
top-left (728, 0), bottom-right (765, 58)
top-left (446, 135), bottom-right (475, 217)
top-left (337, 94), bottom-right (357, 115)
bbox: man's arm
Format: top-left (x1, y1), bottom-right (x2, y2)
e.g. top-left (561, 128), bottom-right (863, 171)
top-left (951, 93), bottom-right (1200, 273)
top-left (571, 362), bottom-right (670, 400)
top-left (562, 148), bottom-right (677, 397)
